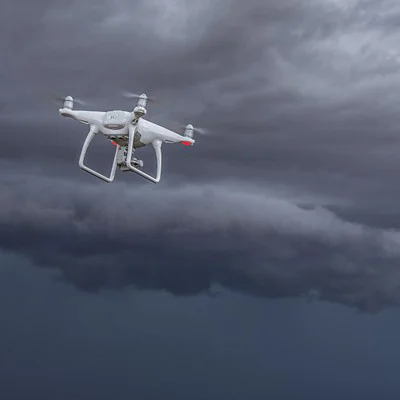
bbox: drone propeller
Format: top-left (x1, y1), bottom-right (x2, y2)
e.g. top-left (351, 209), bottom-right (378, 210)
top-left (50, 94), bottom-right (89, 108)
top-left (120, 90), bottom-right (160, 104)
top-left (188, 125), bottom-right (210, 135)
top-left (175, 123), bottom-right (211, 136)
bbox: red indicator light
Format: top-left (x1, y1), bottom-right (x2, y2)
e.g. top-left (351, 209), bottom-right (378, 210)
top-left (111, 141), bottom-right (117, 146)
top-left (181, 141), bottom-right (192, 146)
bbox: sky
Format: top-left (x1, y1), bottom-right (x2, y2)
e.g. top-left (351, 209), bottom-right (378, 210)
top-left (3, 0), bottom-right (400, 398)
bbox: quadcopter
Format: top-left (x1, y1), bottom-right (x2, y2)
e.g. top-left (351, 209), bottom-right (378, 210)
top-left (58, 92), bottom-right (203, 183)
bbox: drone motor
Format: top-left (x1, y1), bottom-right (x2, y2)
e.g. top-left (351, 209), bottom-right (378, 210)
top-left (182, 124), bottom-right (194, 146)
top-left (133, 94), bottom-right (147, 119)
top-left (64, 96), bottom-right (73, 109)
top-left (183, 124), bottom-right (194, 138)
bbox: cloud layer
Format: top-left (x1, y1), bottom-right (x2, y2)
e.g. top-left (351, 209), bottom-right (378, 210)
top-left (3, 0), bottom-right (400, 312)
top-left (1, 173), bottom-right (400, 312)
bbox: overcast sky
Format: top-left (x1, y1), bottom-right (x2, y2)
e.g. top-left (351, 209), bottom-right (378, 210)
top-left (3, 0), bottom-right (400, 398)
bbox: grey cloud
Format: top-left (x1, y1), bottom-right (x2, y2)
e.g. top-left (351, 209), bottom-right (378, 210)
top-left (1, 174), bottom-right (400, 313)
top-left (2, 0), bottom-right (400, 201)
top-left (3, 0), bottom-right (400, 313)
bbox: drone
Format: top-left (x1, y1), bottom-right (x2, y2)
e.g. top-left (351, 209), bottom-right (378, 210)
top-left (58, 92), bottom-right (203, 183)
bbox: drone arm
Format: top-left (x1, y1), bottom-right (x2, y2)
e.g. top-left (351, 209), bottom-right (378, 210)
top-left (126, 125), bottom-right (162, 183)
top-left (79, 124), bottom-right (119, 183)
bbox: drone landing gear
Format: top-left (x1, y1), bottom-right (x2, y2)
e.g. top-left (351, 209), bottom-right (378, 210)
top-left (79, 125), bottom-right (119, 183)
top-left (125, 124), bottom-right (162, 183)
top-left (78, 124), bottom-right (162, 184)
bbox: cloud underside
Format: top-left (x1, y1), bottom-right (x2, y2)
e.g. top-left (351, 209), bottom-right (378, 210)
top-left (2, 175), bottom-right (400, 313)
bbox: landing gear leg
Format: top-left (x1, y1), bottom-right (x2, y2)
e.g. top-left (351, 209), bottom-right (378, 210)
top-left (125, 124), bottom-right (162, 183)
top-left (79, 125), bottom-right (119, 183)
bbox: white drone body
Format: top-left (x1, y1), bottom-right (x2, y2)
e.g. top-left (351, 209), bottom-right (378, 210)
top-left (59, 94), bottom-right (195, 183)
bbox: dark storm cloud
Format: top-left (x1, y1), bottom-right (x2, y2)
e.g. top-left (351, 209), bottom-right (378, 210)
top-left (3, 0), bottom-right (400, 313)
top-left (2, 0), bottom-right (400, 201)
top-left (2, 173), bottom-right (400, 313)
